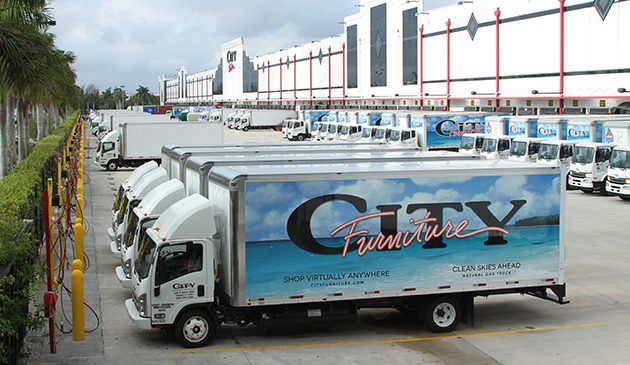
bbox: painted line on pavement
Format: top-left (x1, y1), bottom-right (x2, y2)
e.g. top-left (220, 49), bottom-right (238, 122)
top-left (172, 322), bottom-right (604, 354)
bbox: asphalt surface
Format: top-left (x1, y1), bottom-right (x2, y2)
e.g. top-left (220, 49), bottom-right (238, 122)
top-left (27, 126), bottom-right (630, 364)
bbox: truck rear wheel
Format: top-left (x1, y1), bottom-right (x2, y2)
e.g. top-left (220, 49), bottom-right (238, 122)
top-left (423, 297), bottom-right (460, 333)
top-left (174, 309), bottom-right (217, 348)
top-left (106, 160), bottom-right (118, 171)
top-left (297, 134), bottom-right (305, 141)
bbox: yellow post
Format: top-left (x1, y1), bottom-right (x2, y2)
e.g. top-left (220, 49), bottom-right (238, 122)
top-left (71, 259), bottom-right (84, 341)
top-left (76, 193), bottom-right (83, 221)
top-left (74, 218), bottom-right (84, 265)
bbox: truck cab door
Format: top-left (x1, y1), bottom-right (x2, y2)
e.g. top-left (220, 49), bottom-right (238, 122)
top-left (151, 241), bottom-right (209, 326)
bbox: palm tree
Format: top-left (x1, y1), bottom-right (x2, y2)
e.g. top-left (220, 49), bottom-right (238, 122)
top-left (135, 85), bottom-right (152, 105)
top-left (0, 0), bottom-right (78, 175)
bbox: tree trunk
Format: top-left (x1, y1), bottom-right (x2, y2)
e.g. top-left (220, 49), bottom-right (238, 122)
top-left (16, 98), bottom-right (28, 160)
top-left (5, 95), bottom-right (18, 172)
top-left (36, 104), bottom-right (44, 141)
top-left (0, 97), bottom-right (7, 177)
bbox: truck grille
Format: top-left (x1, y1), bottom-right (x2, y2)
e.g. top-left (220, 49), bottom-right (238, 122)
top-left (570, 171), bottom-right (586, 179)
top-left (609, 177), bottom-right (627, 185)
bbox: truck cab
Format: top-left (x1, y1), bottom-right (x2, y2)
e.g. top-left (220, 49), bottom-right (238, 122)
top-left (536, 139), bottom-right (577, 167)
top-left (286, 119), bottom-right (310, 141)
top-left (325, 123), bottom-right (340, 141)
top-left (568, 142), bottom-right (615, 194)
top-left (281, 120), bottom-right (290, 138)
top-left (508, 137), bottom-right (544, 162)
top-left (225, 111), bottom-right (239, 128)
top-left (458, 133), bottom-right (486, 155)
top-left (110, 168), bottom-right (168, 260)
top-left (606, 145), bottom-right (630, 200)
top-left (116, 179), bottom-right (186, 288)
top-left (109, 161), bottom-right (160, 240)
top-left (388, 128), bottom-right (420, 148)
top-left (359, 126), bottom-right (376, 142)
top-left (127, 195), bottom-right (216, 342)
top-left (338, 124), bottom-right (362, 141)
top-left (480, 135), bottom-right (514, 160)
top-left (372, 126), bottom-right (392, 143)
top-left (96, 130), bottom-right (120, 171)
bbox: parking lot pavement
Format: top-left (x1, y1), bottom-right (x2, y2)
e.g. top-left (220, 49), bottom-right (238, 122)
top-left (28, 128), bottom-right (630, 364)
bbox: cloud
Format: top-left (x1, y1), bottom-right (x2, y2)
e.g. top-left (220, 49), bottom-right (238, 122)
top-left (50, 0), bottom-right (356, 92)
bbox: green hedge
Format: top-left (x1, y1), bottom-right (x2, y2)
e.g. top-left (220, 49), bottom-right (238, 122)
top-left (0, 110), bottom-right (79, 363)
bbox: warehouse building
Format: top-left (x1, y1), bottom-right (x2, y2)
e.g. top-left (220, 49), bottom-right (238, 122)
top-left (158, 0), bottom-right (630, 114)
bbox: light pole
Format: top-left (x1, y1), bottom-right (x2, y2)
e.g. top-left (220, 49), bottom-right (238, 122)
top-left (120, 85), bottom-right (125, 109)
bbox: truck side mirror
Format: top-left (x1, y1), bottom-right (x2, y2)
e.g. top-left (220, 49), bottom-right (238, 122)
top-left (154, 286), bottom-right (160, 297)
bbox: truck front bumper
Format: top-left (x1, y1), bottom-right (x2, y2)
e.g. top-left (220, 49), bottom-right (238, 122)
top-left (568, 173), bottom-right (594, 189)
top-left (607, 181), bottom-right (630, 197)
top-left (116, 266), bottom-right (132, 288)
top-left (110, 241), bottom-right (122, 259)
top-left (107, 227), bottom-right (116, 241)
top-left (125, 298), bottom-right (152, 330)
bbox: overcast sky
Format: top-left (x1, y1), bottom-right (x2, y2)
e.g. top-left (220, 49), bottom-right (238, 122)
top-left (50, 0), bottom-right (457, 94)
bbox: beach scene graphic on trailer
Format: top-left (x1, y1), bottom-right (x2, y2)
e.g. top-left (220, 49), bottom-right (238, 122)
top-left (244, 174), bottom-right (561, 299)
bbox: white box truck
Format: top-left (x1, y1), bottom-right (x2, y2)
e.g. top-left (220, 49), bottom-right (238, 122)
top-left (568, 141), bottom-right (616, 194)
top-left (96, 114), bottom-right (171, 140)
top-left (95, 122), bottom-right (223, 171)
top-left (238, 110), bottom-right (297, 131)
top-left (127, 160), bottom-right (567, 347)
top-left (604, 122), bottom-right (630, 200)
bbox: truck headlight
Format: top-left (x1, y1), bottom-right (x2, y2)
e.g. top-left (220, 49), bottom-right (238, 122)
top-left (123, 259), bottom-right (132, 278)
top-left (116, 235), bottom-right (122, 250)
top-left (138, 294), bottom-right (147, 317)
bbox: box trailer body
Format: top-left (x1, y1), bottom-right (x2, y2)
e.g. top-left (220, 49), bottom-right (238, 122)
top-left (103, 122), bottom-right (223, 170)
top-left (183, 150), bottom-right (480, 196)
top-left (127, 159), bottom-right (566, 347)
top-left (238, 110), bottom-right (297, 131)
top-left (97, 115), bottom-right (171, 140)
top-left (409, 112), bottom-right (495, 150)
top-left (160, 141), bottom-right (399, 180)
top-left (156, 105), bottom-right (173, 115)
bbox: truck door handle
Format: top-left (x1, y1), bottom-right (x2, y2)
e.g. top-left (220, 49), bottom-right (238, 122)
top-left (197, 285), bottom-right (205, 297)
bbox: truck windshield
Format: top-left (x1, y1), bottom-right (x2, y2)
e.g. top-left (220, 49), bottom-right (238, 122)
top-left (510, 141), bottom-right (527, 156)
top-left (573, 146), bottom-right (594, 164)
top-left (135, 231), bottom-right (156, 280)
top-left (129, 217), bottom-right (158, 250)
top-left (318, 124), bottom-right (326, 132)
top-left (328, 124), bottom-right (337, 133)
top-left (124, 213), bottom-right (140, 248)
top-left (361, 128), bottom-right (371, 138)
top-left (610, 150), bottom-right (630, 169)
top-left (113, 186), bottom-right (124, 211)
top-left (481, 138), bottom-right (497, 153)
top-left (340, 126), bottom-right (349, 135)
top-left (538, 144), bottom-right (559, 160)
top-left (374, 129), bottom-right (386, 139)
top-left (460, 136), bottom-right (474, 150)
top-left (389, 130), bottom-right (401, 142)
top-left (117, 196), bottom-right (129, 225)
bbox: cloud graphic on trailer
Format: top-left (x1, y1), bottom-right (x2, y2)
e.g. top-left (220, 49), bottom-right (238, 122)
top-left (244, 175), bottom-right (560, 242)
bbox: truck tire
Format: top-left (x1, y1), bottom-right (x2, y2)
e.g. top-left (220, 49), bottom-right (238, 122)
top-left (106, 160), bottom-right (118, 171)
top-left (174, 309), bottom-right (217, 348)
top-left (599, 179), bottom-right (609, 196)
top-left (297, 134), bottom-right (305, 141)
top-left (423, 297), bottom-right (460, 333)
top-left (242, 126), bottom-right (249, 132)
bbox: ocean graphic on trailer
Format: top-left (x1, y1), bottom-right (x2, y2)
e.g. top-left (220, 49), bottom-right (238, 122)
top-left (244, 174), bottom-right (561, 299)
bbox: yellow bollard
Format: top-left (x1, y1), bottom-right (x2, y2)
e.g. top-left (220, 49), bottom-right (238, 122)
top-left (76, 193), bottom-right (83, 221)
top-left (74, 218), bottom-right (84, 265)
top-left (71, 260), bottom-right (84, 341)
top-left (46, 178), bottom-right (56, 290)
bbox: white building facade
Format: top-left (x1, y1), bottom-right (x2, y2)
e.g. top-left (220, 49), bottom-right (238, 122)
top-left (159, 0), bottom-right (630, 114)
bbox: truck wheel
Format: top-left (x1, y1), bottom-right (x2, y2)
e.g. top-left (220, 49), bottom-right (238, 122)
top-left (599, 179), bottom-right (609, 196)
top-left (581, 189), bottom-right (593, 194)
top-left (106, 161), bottom-right (118, 171)
top-left (423, 297), bottom-right (460, 333)
top-left (242, 126), bottom-right (249, 132)
top-left (174, 309), bottom-right (217, 348)
top-left (297, 135), bottom-right (305, 141)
